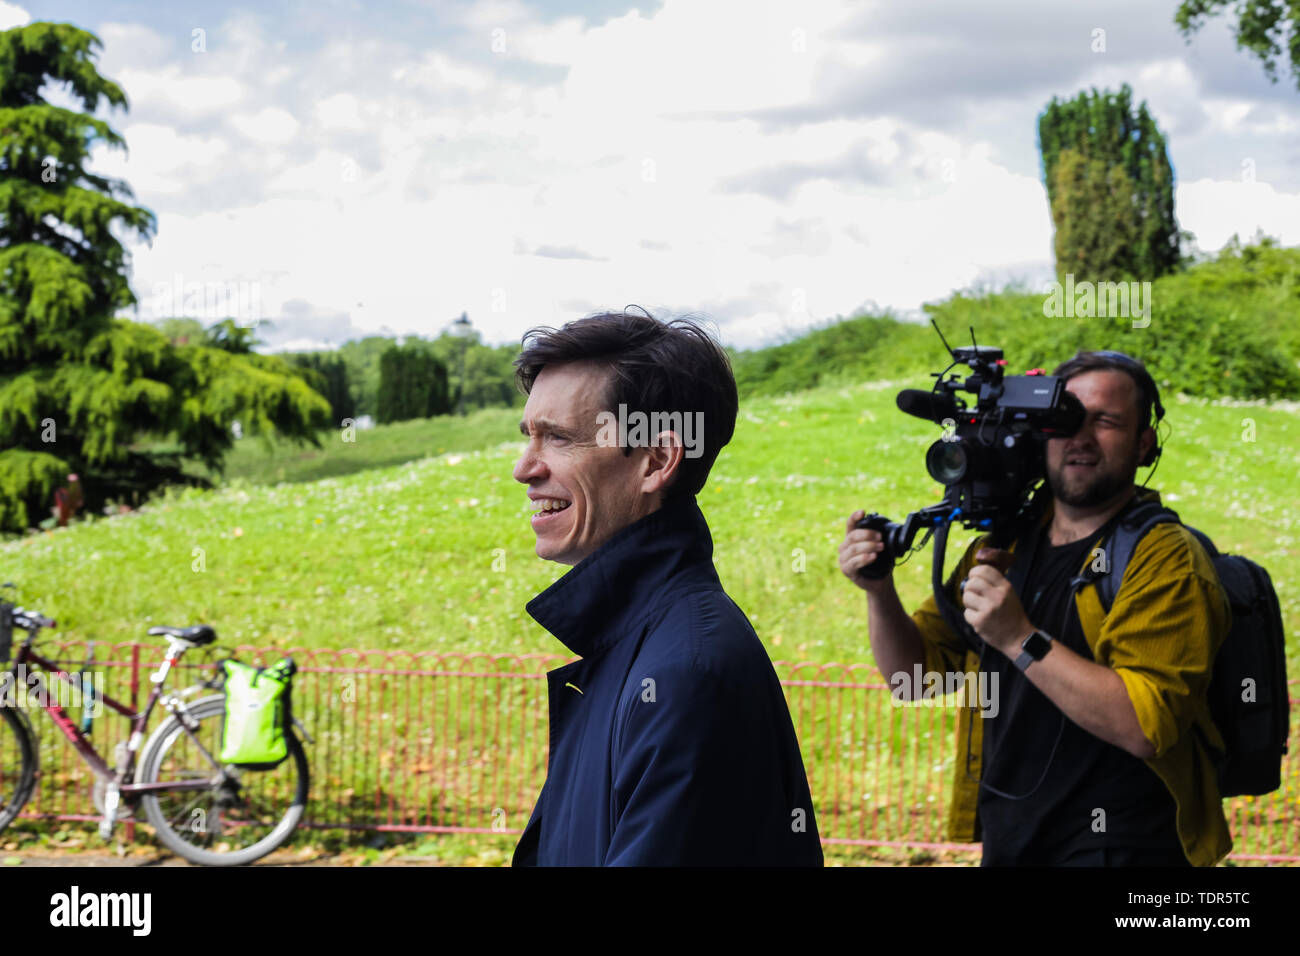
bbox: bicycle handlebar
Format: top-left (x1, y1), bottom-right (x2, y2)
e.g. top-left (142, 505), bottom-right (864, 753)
top-left (11, 607), bottom-right (56, 631)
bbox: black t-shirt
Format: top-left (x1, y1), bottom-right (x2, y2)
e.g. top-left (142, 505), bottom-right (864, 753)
top-left (975, 525), bottom-right (1183, 865)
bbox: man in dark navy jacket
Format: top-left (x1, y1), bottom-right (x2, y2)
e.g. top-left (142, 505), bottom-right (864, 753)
top-left (510, 308), bottom-right (822, 866)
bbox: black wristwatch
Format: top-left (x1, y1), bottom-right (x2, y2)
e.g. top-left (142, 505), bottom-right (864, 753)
top-left (1014, 630), bottom-right (1053, 672)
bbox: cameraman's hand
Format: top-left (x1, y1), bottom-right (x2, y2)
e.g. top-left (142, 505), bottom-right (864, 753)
top-left (960, 548), bottom-right (1034, 656)
top-left (839, 510), bottom-right (894, 594)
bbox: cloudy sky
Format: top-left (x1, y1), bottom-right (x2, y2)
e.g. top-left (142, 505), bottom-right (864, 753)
top-left (8, 0), bottom-right (1300, 350)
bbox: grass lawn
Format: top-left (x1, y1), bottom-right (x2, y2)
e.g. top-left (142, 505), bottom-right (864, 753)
top-left (137, 405), bottom-right (521, 489)
top-left (11, 379), bottom-right (1297, 668)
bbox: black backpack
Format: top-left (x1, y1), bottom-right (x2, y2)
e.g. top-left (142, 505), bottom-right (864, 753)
top-left (1087, 499), bottom-right (1290, 798)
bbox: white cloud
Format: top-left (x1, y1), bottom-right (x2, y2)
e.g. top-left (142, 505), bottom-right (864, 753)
top-left (515, 1), bottom-right (836, 116)
top-left (230, 107), bottom-right (300, 144)
top-left (314, 93), bottom-right (364, 130)
top-left (451, 0), bottom-right (538, 34)
top-left (0, 2), bottom-right (29, 30)
top-left (97, 0), bottom-right (1300, 352)
top-left (97, 22), bottom-right (172, 68)
top-left (114, 66), bottom-right (244, 114)
top-left (92, 124), bottom-right (231, 195)
top-left (393, 51), bottom-right (493, 93)
top-left (1178, 179), bottom-right (1300, 251)
top-left (265, 149), bottom-right (364, 196)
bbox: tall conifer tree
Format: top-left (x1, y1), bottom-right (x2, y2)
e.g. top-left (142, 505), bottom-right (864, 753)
top-left (1038, 84), bottom-right (1180, 281)
top-left (0, 23), bottom-right (330, 533)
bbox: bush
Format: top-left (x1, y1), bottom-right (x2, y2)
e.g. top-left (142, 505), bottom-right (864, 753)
top-left (731, 239), bottom-right (1300, 402)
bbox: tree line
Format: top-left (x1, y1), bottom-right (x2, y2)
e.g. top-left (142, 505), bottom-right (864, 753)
top-left (152, 318), bottom-right (524, 428)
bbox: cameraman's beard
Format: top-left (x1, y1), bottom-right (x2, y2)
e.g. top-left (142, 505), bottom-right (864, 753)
top-left (1046, 451), bottom-right (1139, 509)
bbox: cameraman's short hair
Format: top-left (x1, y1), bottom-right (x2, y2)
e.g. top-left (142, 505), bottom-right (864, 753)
top-left (1052, 350), bottom-right (1159, 433)
top-left (514, 307), bottom-right (738, 500)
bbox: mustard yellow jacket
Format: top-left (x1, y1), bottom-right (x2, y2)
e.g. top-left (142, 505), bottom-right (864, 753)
top-left (910, 489), bottom-right (1232, 866)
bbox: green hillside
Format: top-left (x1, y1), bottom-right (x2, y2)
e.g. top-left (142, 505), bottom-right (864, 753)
top-left (106, 238), bottom-right (1300, 499)
top-left (7, 379), bottom-right (1297, 675)
top-left (732, 239), bottom-right (1300, 402)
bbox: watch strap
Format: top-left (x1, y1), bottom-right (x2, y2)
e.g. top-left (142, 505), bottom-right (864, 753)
top-left (1015, 630), bottom-right (1052, 672)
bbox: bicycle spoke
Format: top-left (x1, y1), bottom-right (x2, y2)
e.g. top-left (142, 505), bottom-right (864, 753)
top-left (162, 789), bottom-right (210, 834)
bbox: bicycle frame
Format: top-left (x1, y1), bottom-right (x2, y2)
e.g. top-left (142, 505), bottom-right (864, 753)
top-left (7, 641), bottom-right (219, 798)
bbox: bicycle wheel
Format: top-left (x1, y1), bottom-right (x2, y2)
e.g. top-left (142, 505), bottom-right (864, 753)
top-left (0, 704), bottom-right (37, 833)
top-left (137, 695), bottom-right (308, 866)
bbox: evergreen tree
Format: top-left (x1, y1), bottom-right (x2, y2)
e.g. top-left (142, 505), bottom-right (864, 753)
top-left (0, 22), bottom-right (330, 533)
top-left (202, 316), bottom-right (264, 354)
top-left (338, 334), bottom-right (398, 418)
top-left (1038, 84), bottom-right (1180, 281)
top-left (1047, 149), bottom-right (1142, 280)
top-left (428, 332), bottom-right (524, 411)
top-left (153, 317), bottom-right (205, 346)
top-left (286, 351), bottom-right (356, 426)
top-left (376, 344), bottom-right (450, 424)
top-left (334, 331), bottom-right (522, 418)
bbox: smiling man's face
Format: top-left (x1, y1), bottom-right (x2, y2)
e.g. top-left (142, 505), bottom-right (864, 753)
top-left (512, 361), bottom-right (657, 566)
top-left (1045, 369), bottom-right (1154, 510)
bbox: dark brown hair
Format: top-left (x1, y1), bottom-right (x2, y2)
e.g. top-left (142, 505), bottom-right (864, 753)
top-left (514, 307), bottom-right (738, 500)
top-left (1051, 349), bottom-right (1163, 434)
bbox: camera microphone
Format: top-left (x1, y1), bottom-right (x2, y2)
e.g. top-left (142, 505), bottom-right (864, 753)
top-left (896, 389), bottom-right (959, 424)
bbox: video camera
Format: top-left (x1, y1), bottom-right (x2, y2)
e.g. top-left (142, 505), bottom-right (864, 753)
top-left (856, 325), bottom-right (1084, 581)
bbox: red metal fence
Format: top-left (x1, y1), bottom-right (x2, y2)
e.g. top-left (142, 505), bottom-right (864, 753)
top-left (8, 642), bottom-right (1299, 863)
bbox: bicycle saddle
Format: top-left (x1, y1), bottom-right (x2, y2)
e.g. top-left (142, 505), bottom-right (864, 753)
top-left (147, 624), bottom-right (217, 645)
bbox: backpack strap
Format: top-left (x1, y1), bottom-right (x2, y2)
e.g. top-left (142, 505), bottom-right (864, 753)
top-left (1006, 494), bottom-right (1127, 615)
top-left (1089, 498), bottom-right (1231, 772)
top-left (1094, 498), bottom-right (1182, 614)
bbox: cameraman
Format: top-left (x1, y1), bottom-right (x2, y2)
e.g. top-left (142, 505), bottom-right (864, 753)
top-left (838, 351), bottom-right (1231, 866)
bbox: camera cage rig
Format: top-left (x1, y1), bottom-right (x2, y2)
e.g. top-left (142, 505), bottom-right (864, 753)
top-left (855, 323), bottom-right (1083, 652)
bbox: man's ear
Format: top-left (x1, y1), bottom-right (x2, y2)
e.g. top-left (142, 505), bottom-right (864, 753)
top-left (1138, 425), bottom-right (1157, 466)
top-left (641, 431), bottom-right (685, 496)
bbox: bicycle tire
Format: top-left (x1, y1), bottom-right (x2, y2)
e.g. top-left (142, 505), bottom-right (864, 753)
top-left (0, 704), bottom-right (37, 834)
top-left (137, 695), bottom-right (308, 866)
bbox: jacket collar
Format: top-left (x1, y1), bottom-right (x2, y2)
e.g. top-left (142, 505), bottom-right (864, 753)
top-left (526, 494), bottom-right (717, 659)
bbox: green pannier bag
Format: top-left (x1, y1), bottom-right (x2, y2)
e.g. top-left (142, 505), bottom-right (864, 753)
top-left (218, 657), bottom-right (296, 769)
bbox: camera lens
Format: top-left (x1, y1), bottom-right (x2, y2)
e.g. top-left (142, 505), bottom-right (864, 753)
top-left (926, 439), bottom-right (969, 484)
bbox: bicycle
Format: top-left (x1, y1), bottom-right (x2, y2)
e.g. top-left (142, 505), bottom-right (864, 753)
top-left (0, 601), bottom-right (311, 866)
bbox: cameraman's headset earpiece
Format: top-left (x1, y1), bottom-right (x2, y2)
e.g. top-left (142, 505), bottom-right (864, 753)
top-left (1141, 384), bottom-right (1165, 471)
